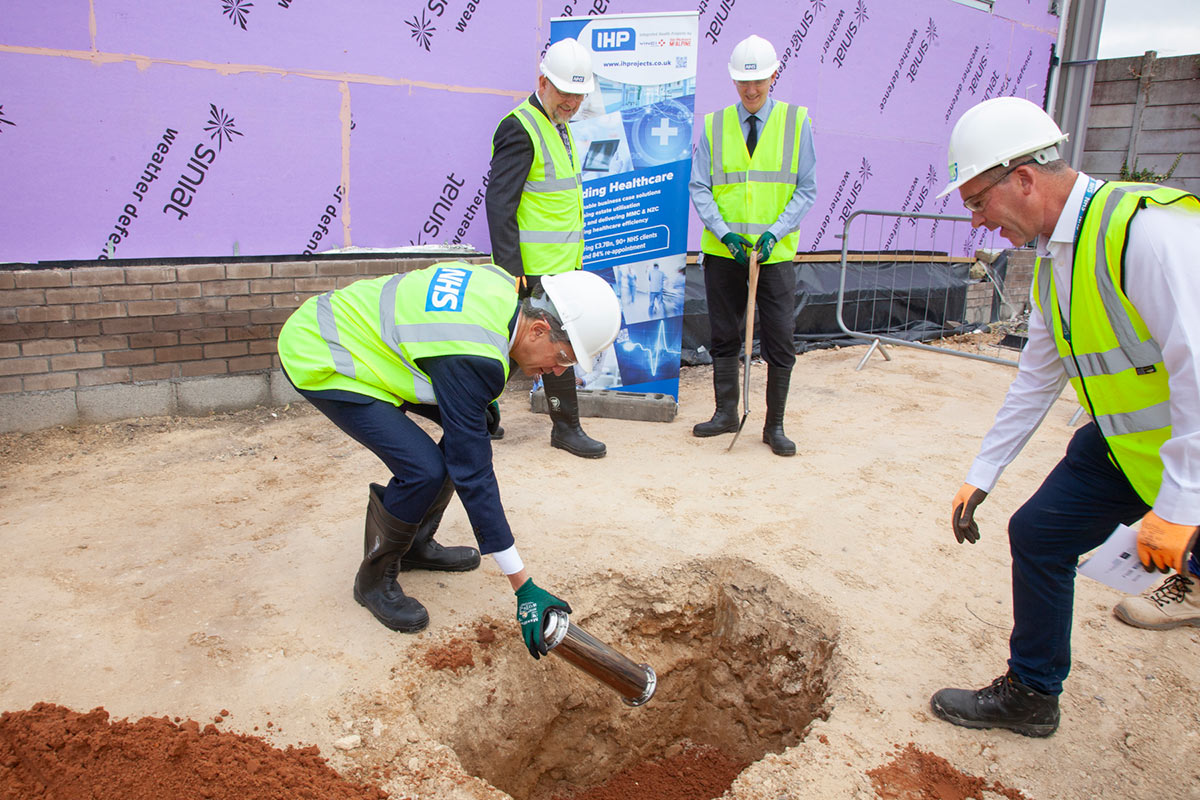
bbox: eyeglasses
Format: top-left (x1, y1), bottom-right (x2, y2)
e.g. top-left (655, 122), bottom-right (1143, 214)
top-left (962, 160), bottom-right (1033, 213)
top-left (554, 345), bottom-right (577, 368)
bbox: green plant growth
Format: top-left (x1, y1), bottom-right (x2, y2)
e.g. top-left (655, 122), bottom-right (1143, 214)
top-left (1120, 153), bottom-right (1183, 183)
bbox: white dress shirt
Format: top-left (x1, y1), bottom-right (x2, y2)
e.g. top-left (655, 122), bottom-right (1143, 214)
top-left (966, 172), bottom-right (1200, 524)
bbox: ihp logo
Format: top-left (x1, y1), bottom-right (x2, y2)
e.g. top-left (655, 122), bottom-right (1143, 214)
top-left (426, 266), bottom-right (472, 312)
top-left (593, 27), bottom-right (635, 51)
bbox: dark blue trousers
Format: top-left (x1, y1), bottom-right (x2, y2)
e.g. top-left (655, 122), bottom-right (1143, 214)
top-left (1007, 422), bottom-right (1153, 695)
top-left (299, 391), bottom-right (446, 525)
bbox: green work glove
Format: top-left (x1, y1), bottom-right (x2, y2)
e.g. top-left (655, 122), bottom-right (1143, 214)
top-left (485, 400), bottom-right (503, 440)
top-left (755, 231), bottom-right (777, 262)
top-left (720, 232), bottom-right (750, 267)
top-left (515, 578), bottom-right (572, 660)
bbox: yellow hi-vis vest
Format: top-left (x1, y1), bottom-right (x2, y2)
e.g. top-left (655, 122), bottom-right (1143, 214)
top-left (277, 262), bottom-right (518, 406)
top-left (494, 98), bottom-right (585, 276)
top-left (700, 102), bottom-right (808, 265)
top-left (1033, 181), bottom-right (1199, 504)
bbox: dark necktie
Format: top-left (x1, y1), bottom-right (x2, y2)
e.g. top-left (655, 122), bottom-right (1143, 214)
top-left (746, 114), bottom-right (758, 156)
top-left (557, 124), bottom-right (573, 160)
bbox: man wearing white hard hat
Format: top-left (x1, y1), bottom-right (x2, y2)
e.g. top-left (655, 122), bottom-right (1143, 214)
top-left (277, 262), bottom-right (621, 658)
top-left (689, 34), bottom-right (817, 456)
top-left (486, 37), bottom-right (607, 458)
top-left (931, 96), bottom-right (1200, 737)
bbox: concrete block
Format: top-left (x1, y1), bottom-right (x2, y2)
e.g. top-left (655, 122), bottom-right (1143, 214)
top-left (530, 387), bottom-right (677, 423)
top-left (269, 370), bottom-right (303, 406)
top-left (177, 374), bottom-right (271, 415)
top-left (77, 382), bottom-right (175, 424)
top-left (0, 390), bottom-right (78, 433)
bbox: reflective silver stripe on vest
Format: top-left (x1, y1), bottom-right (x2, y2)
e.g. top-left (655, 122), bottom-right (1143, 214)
top-left (377, 274), bottom-right (433, 402)
top-left (377, 272), bottom-right (513, 405)
top-left (392, 322), bottom-right (510, 355)
top-left (1089, 184), bottom-right (1158, 350)
top-left (516, 109), bottom-right (580, 193)
top-left (476, 262), bottom-right (518, 286)
top-left (317, 291), bottom-right (356, 379)
top-left (1094, 399), bottom-right (1171, 437)
top-left (1037, 189), bottom-right (1165, 382)
top-left (727, 221), bottom-right (771, 237)
top-left (711, 103), bottom-right (801, 187)
top-left (525, 175), bottom-right (581, 193)
top-left (518, 229), bottom-right (583, 244)
top-left (1058, 337), bottom-right (1164, 380)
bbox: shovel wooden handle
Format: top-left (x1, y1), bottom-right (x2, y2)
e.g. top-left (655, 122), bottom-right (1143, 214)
top-left (742, 246), bottom-right (760, 410)
top-left (727, 245), bottom-right (760, 452)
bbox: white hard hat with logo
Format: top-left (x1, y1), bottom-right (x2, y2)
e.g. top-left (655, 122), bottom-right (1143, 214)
top-left (539, 271), bottom-right (620, 374)
top-left (540, 38), bottom-right (595, 94)
top-left (937, 96), bottom-right (1068, 198)
top-left (728, 35), bottom-right (780, 81)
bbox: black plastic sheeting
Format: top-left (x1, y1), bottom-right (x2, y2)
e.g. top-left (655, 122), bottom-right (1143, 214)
top-left (682, 257), bottom-right (991, 366)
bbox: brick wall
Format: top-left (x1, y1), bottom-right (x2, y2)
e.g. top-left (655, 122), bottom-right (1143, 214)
top-left (0, 255), bottom-right (487, 433)
top-left (963, 247), bottom-right (1035, 326)
top-left (1, 249), bottom-right (1032, 433)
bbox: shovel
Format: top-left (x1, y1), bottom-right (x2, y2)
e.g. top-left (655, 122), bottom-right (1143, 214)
top-left (727, 246), bottom-right (760, 452)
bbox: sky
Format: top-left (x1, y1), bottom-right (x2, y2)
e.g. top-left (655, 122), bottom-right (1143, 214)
top-left (1097, 0), bottom-right (1200, 59)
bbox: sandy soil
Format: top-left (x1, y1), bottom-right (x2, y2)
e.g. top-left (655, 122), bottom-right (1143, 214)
top-left (1, 343), bottom-right (1197, 799)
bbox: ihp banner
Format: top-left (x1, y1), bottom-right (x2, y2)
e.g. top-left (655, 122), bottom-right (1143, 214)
top-left (549, 11), bottom-right (699, 401)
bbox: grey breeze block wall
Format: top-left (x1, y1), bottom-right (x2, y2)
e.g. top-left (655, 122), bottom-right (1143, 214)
top-left (0, 256), bottom-right (488, 434)
top-left (0, 253), bottom-right (1025, 435)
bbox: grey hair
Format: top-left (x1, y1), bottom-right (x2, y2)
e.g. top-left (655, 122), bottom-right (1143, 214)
top-left (520, 288), bottom-right (571, 344)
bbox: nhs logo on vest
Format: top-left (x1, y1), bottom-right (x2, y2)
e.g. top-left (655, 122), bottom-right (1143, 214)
top-left (593, 28), bottom-right (635, 51)
top-left (426, 266), bottom-right (472, 312)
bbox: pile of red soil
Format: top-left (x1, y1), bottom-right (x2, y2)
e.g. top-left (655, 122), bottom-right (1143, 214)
top-left (867, 743), bottom-right (1031, 800)
top-left (0, 703), bottom-right (388, 800)
top-left (550, 742), bottom-right (748, 800)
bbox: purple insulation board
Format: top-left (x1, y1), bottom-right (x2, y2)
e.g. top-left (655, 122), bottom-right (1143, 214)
top-left (0, 0), bottom-right (1058, 264)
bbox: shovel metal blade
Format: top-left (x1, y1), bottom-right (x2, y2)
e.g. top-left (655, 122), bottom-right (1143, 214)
top-left (725, 410), bottom-right (750, 451)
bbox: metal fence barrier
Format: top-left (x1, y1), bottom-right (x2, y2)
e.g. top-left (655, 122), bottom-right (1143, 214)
top-left (835, 209), bottom-right (1019, 370)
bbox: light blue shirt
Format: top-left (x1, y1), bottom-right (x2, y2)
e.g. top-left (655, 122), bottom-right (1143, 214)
top-left (689, 97), bottom-right (818, 241)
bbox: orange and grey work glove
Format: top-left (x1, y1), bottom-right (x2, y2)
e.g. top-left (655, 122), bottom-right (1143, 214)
top-left (1136, 510), bottom-right (1200, 573)
top-left (951, 483), bottom-right (988, 544)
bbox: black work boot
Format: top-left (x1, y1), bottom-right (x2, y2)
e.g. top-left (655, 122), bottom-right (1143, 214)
top-left (395, 479), bottom-right (481, 572)
top-left (762, 366), bottom-right (796, 456)
top-left (930, 671), bottom-right (1060, 737)
top-left (693, 356), bottom-right (741, 437)
top-left (353, 485), bottom-right (430, 633)
top-left (544, 369), bottom-right (606, 458)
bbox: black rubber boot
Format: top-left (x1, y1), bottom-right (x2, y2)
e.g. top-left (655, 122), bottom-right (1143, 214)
top-left (544, 369), bottom-right (606, 458)
top-left (930, 671), bottom-right (1060, 737)
top-left (395, 479), bottom-right (481, 572)
top-left (692, 356), bottom-right (741, 437)
top-left (353, 485), bottom-right (430, 633)
top-left (762, 366), bottom-right (796, 456)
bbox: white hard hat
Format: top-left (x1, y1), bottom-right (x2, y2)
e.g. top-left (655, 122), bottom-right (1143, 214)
top-left (540, 38), bottom-right (595, 94)
top-left (540, 271), bottom-right (620, 374)
top-left (728, 35), bottom-right (780, 81)
top-left (937, 96), bottom-right (1068, 198)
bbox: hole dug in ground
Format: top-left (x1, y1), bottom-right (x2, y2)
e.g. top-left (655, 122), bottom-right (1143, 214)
top-left (408, 557), bottom-right (839, 800)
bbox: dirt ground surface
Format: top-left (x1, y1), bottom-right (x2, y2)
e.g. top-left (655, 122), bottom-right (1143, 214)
top-left (2, 342), bottom-right (1198, 800)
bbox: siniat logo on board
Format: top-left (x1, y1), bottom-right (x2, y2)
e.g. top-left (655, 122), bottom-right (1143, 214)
top-left (425, 265), bottom-right (472, 312)
top-left (593, 27), bottom-right (635, 51)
